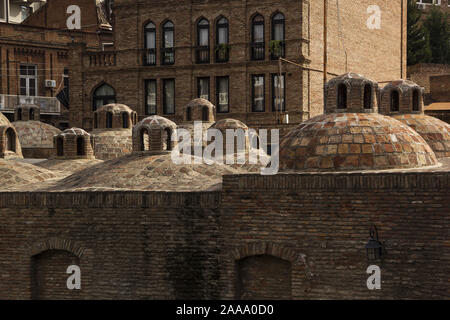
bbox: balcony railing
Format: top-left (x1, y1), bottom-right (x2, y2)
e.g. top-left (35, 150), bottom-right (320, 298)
top-left (270, 41), bottom-right (285, 60)
top-left (215, 45), bottom-right (229, 63)
top-left (251, 42), bottom-right (265, 61)
top-left (196, 46), bottom-right (210, 64)
top-left (0, 94), bottom-right (61, 115)
top-left (143, 48), bottom-right (156, 66)
top-left (161, 48), bottom-right (175, 65)
top-left (88, 52), bottom-right (117, 67)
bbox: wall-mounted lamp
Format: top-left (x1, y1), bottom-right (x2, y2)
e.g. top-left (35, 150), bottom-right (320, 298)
top-left (365, 224), bottom-right (383, 261)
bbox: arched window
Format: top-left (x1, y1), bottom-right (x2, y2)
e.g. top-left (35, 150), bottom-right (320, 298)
top-left (94, 113), bottom-right (98, 128)
top-left (186, 106), bottom-right (192, 121)
top-left (93, 83), bottom-right (116, 111)
top-left (271, 12), bottom-right (285, 59)
top-left (56, 137), bottom-right (64, 157)
top-left (5, 128), bottom-right (16, 152)
top-left (162, 21), bottom-right (175, 65)
top-left (202, 106), bottom-right (209, 121)
top-left (17, 108), bottom-right (22, 121)
top-left (363, 84), bottom-right (372, 109)
top-left (76, 137), bottom-right (85, 156)
top-left (140, 128), bottom-right (149, 151)
top-left (29, 108), bottom-right (35, 120)
top-left (251, 14), bottom-right (265, 60)
top-left (144, 22), bottom-right (156, 66)
top-left (412, 89), bottom-right (420, 111)
top-left (337, 84), bottom-right (347, 109)
top-left (122, 112), bottom-right (129, 128)
top-left (390, 90), bottom-right (400, 112)
top-left (216, 17), bottom-right (229, 62)
top-left (106, 112), bottom-right (113, 128)
top-left (196, 19), bottom-right (210, 63)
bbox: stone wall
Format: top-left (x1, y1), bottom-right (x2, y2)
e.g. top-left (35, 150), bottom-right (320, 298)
top-left (0, 169), bottom-right (448, 299)
top-left (430, 75), bottom-right (450, 102)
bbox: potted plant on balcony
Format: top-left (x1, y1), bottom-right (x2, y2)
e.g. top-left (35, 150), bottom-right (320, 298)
top-left (269, 40), bottom-right (283, 58)
top-left (215, 43), bottom-right (231, 60)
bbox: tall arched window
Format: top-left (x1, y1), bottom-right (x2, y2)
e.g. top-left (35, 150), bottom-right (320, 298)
top-left (271, 12), bottom-right (285, 59)
top-left (76, 137), bottom-right (85, 156)
top-left (251, 14), bottom-right (265, 60)
top-left (5, 128), bottom-right (16, 152)
top-left (93, 83), bottom-right (116, 111)
top-left (412, 89), bottom-right (420, 111)
top-left (337, 84), bottom-right (347, 109)
top-left (122, 112), bottom-right (129, 128)
top-left (162, 21), bottom-right (175, 65)
top-left (363, 84), bottom-right (372, 109)
top-left (106, 112), bottom-right (113, 128)
top-left (216, 17), bottom-right (229, 62)
top-left (56, 137), bottom-right (64, 157)
top-left (390, 90), bottom-right (400, 112)
top-left (196, 18), bottom-right (210, 63)
top-left (144, 22), bottom-right (156, 66)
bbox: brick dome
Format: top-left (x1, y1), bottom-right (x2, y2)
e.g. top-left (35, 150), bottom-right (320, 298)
top-left (132, 115), bottom-right (177, 152)
top-left (380, 80), bottom-right (424, 115)
top-left (184, 98), bottom-right (215, 122)
top-left (391, 114), bottom-right (450, 159)
top-left (53, 128), bottom-right (95, 159)
top-left (280, 113), bottom-right (438, 172)
top-left (12, 121), bottom-right (61, 149)
top-left (211, 118), bottom-right (248, 131)
top-left (93, 103), bottom-right (137, 129)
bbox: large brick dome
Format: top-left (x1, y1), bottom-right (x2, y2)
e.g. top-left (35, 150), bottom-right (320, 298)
top-left (12, 121), bottom-right (61, 149)
top-left (279, 113), bottom-right (438, 172)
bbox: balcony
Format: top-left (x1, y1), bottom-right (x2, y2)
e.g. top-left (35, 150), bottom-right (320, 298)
top-left (270, 41), bottom-right (285, 60)
top-left (161, 48), bottom-right (175, 65)
top-left (196, 46), bottom-right (210, 64)
top-left (251, 42), bottom-right (265, 61)
top-left (88, 52), bottom-right (116, 67)
top-left (143, 48), bottom-right (156, 66)
top-left (215, 45), bottom-right (230, 63)
top-left (0, 94), bottom-right (61, 115)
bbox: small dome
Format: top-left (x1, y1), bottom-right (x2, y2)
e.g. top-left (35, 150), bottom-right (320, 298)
top-left (96, 103), bottom-right (134, 114)
top-left (12, 121), bottom-right (61, 149)
top-left (186, 98), bottom-right (215, 109)
top-left (380, 80), bottom-right (424, 115)
top-left (14, 103), bottom-right (40, 121)
top-left (132, 115), bottom-right (177, 153)
top-left (392, 114), bottom-right (450, 159)
top-left (280, 113), bottom-right (438, 172)
top-left (210, 118), bottom-right (248, 131)
top-left (325, 73), bottom-right (379, 113)
top-left (0, 112), bottom-right (10, 126)
top-left (184, 98), bottom-right (215, 122)
top-left (58, 127), bottom-right (91, 137)
top-left (136, 115), bottom-right (177, 130)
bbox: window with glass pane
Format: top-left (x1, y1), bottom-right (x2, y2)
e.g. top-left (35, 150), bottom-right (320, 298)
top-left (163, 79), bottom-right (175, 114)
top-left (197, 77), bottom-right (210, 101)
top-left (163, 21), bottom-right (174, 48)
top-left (272, 13), bottom-right (285, 41)
top-left (93, 83), bottom-right (116, 111)
top-left (252, 75), bottom-right (265, 112)
top-left (144, 22), bottom-right (156, 65)
top-left (272, 74), bottom-right (285, 112)
top-left (216, 76), bottom-right (229, 113)
top-left (251, 15), bottom-right (265, 60)
top-left (19, 65), bottom-right (37, 96)
top-left (162, 21), bottom-right (175, 65)
top-left (145, 80), bottom-right (157, 115)
top-left (198, 19), bottom-right (209, 46)
top-left (217, 17), bottom-right (229, 44)
top-left (0, 0), bottom-right (6, 21)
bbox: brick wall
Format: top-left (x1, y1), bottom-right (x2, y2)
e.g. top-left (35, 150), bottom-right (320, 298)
top-left (0, 170), bottom-right (448, 299)
top-left (430, 75), bottom-right (450, 102)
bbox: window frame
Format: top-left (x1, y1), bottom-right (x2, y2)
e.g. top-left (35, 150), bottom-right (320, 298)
top-left (144, 79), bottom-right (157, 115)
top-left (251, 14), bottom-right (265, 61)
top-left (216, 76), bottom-right (230, 113)
top-left (19, 64), bottom-right (37, 97)
top-left (0, 0), bottom-right (7, 22)
top-left (271, 73), bottom-right (286, 112)
top-left (92, 83), bottom-right (116, 111)
top-left (162, 78), bottom-right (175, 115)
top-left (252, 74), bottom-right (266, 112)
top-left (215, 16), bottom-right (229, 62)
top-left (162, 20), bottom-right (175, 65)
top-left (270, 12), bottom-right (285, 60)
top-left (144, 21), bottom-right (157, 66)
top-left (197, 77), bottom-right (210, 101)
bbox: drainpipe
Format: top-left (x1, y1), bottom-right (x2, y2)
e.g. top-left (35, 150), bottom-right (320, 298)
top-left (323, 0), bottom-right (328, 86)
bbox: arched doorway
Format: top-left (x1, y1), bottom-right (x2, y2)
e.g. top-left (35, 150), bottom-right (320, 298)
top-left (5, 128), bottom-right (16, 152)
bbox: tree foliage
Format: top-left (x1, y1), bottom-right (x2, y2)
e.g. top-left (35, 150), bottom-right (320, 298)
top-left (407, 0), bottom-right (431, 65)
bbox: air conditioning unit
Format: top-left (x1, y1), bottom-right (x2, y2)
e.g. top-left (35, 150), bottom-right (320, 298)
top-left (45, 80), bottom-right (56, 88)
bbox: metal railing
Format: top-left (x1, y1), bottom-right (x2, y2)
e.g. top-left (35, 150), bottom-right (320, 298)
top-left (251, 42), bottom-right (265, 61)
top-left (161, 48), bottom-right (175, 65)
top-left (143, 48), bottom-right (156, 66)
top-left (270, 41), bottom-right (285, 60)
top-left (196, 46), bottom-right (210, 64)
top-left (0, 94), bottom-right (61, 114)
top-left (215, 45), bottom-right (229, 63)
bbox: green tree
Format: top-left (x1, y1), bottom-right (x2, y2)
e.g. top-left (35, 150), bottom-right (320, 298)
top-left (423, 6), bottom-right (450, 64)
top-left (407, 0), bottom-right (431, 65)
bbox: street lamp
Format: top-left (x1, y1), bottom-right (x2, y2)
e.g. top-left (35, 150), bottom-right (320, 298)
top-left (366, 224), bottom-right (383, 261)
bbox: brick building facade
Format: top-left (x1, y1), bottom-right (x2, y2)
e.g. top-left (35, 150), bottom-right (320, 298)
top-left (68, 0), bottom-right (408, 131)
top-left (0, 0), bottom-right (112, 127)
